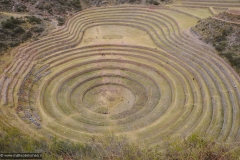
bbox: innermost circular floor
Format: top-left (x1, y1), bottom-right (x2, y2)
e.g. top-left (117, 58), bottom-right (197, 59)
top-left (83, 84), bottom-right (136, 115)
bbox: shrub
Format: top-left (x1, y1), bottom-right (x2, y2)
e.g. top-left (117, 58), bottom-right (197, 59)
top-left (153, 1), bottom-right (160, 5)
top-left (1, 0), bottom-right (10, 4)
top-left (9, 42), bottom-right (20, 47)
top-left (22, 31), bottom-right (33, 41)
top-left (1, 21), bottom-right (15, 29)
top-left (14, 26), bottom-right (25, 34)
top-left (30, 26), bottom-right (44, 33)
top-left (57, 17), bottom-right (65, 26)
top-left (26, 16), bottom-right (42, 24)
top-left (71, 0), bottom-right (82, 9)
top-left (16, 4), bottom-right (27, 12)
top-left (36, 4), bottom-right (44, 10)
top-left (1, 17), bottom-right (25, 29)
top-left (129, 0), bottom-right (137, 3)
top-left (0, 42), bottom-right (6, 48)
top-left (11, 17), bottom-right (25, 25)
top-left (0, 43), bottom-right (7, 54)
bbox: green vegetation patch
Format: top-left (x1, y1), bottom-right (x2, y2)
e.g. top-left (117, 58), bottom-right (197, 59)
top-left (147, 0), bottom-right (173, 5)
top-left (81, 0), bottom-right (141, 8)
top-left (0, 123), bottom-right (239, 159)
top-left (0, 16), bottom-right (45, 55)
top-left (192, 12), bottom-right (240, 74)
top-left (26, 16), bottom-right (42, 24)
top-left (35, 0), bottom-right (82, 14)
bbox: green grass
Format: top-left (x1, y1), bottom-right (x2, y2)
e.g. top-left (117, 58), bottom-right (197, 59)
top-left (159, 9), bottom-right (199, 29)
top-left (172, 7), bottom-right (213, 18)
top-left (0, 121), bottom-right (239, 159)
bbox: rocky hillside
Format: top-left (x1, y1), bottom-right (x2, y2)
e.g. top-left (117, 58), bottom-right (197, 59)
top-left (216, 11), bottom-right (240, 22)
top-left (0, 0), bottom-right (82, 26)
top-left (0, 0), bottom-right (81, 16)
top-left (0, 16), bottom-right (51, 55)
top-left (80, 0), bottom-right (173, 9)
top-left (0, 0), bottom-right (82, 55)
top-left (192, 11), bottom-right (240, 74)
top-left (1, 0), bottom-right (173, 13)
top-left (81, 0), bottom-right (141, 8)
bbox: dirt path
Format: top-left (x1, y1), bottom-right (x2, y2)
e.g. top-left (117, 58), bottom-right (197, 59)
top-left (213, 17), bottom-right (240, 25)
top-left (209, 7), bottom-right (216, 15)
top-left (0, 11), bottom-right (28, 17)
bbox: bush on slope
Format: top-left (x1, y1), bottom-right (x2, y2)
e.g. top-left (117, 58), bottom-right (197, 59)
top-left (192, 12), bottom-right (240, 74)
top-left (0, 121), bottom-right (239, 159)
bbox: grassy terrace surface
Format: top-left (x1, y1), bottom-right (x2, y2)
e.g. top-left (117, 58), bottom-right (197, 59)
top-left (0, 4), bottom-right (240, 148)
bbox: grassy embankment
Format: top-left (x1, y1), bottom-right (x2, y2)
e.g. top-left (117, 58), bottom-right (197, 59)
top-left (0, 119), bottom-right (239, 159)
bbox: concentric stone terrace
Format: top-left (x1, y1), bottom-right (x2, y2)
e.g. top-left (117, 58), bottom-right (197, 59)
top-left (0, 5), bottom-right (240, 145)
